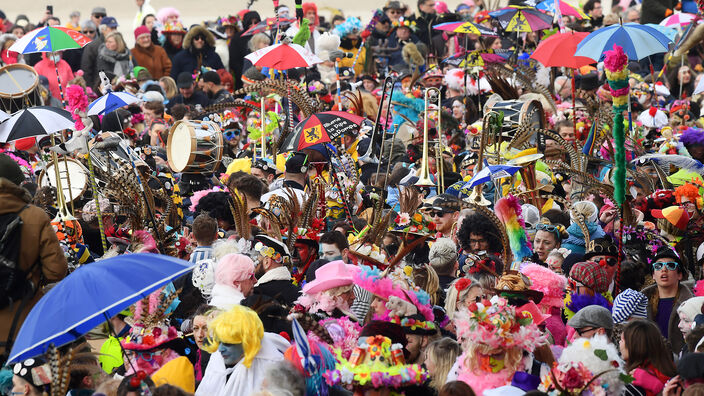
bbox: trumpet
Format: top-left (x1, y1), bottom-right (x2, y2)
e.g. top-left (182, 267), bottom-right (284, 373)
top-left (359, 76), bottom-right (395, 163)
top-left (416, 87), bottom-right (441, 188)
top-left (468, 111), bottom-right (502, 206)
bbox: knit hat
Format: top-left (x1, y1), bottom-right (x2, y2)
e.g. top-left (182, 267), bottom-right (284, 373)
top-left (611, 288), bottom-right (648, 324)
top-left (0, 153), bottom-right (26, 185)
top-left (134, 25), bottom-right (150, 39)
top-left (569, 261), bottom-right (610, 294)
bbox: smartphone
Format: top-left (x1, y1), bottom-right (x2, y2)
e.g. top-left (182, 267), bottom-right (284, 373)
top-left (47, 5), bottom-right (53, 15)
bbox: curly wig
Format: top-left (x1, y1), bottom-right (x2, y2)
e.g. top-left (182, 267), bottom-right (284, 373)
top-left (456, 212), bottom-right (503, 253)
top-left (194, 191), bottom-right (234, 226)
top-left (204, 305), bottom-right (264, 368)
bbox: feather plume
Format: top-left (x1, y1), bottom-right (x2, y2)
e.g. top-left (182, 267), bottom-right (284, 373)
top-left (398, 187), bottom-right (422, 214)
top-left (402, 43), bottom-right (425, 68)
top-left (633, 153), bottom-right (704, 175)
top-left (494, 196), bottom-right (532, 268)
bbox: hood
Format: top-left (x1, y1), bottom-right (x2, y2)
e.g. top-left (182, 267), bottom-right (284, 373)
top-left (242, 11), bottom-right (261, 31)
top-left (183, 25), bottom-right (215, 50)
top-left (0, 33), bottom-right (18, 49)
top-left (0, 177), bottom-right (31, 214)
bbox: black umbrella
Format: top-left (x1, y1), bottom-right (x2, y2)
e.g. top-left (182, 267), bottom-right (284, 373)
top-left (280, 111), bottom-right (366, 152)
top-left (0, 106), bottom-right (74, 143)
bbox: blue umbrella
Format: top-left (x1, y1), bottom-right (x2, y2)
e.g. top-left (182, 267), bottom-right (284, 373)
top-left (8, 253), bottom-right (194, 363)
top-left (87, 91), bottom-right (139, 116)
top-left (462, 163), bottom-right (521, 189)
top-left (575, 23), bottom-right (673, 61)
top-left (644, 23), bottom-right (677, 41)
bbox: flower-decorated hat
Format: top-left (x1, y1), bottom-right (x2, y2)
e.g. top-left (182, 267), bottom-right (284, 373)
top-left (323, 335), bottom-right (428, 390)
top-left (122, 283), bottom-right (181, 351)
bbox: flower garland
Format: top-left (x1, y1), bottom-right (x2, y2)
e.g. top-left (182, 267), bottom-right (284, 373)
top-left (393, 212), bottom-right (436, 235)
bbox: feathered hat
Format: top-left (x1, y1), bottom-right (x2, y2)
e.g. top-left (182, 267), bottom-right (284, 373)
top-left (121, 283), bottom-right (181, 351)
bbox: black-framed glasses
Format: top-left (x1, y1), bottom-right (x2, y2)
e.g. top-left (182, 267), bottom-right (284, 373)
top-left (429, 210), bottom-right (445, 218)
top-left (576, 327), bottom-right (596, 336)
top-left (93, 13), bottom-right (106, 18)
top-left (194, 35), bottom-right (206, 41)
top-left (653, 261), bottom-right (679, 271)
top-left (82, 30), bottom-right (96, 34)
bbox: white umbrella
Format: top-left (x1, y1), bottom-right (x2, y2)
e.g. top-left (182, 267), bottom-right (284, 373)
top-left (0, 106), bottom-right (74, 143)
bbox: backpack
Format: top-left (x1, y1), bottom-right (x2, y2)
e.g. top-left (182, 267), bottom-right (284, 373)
top-left (0, 205), bottom-right (33, 309)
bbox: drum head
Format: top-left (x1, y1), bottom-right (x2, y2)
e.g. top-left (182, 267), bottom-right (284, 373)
top-left (39, 159), bottom-right (88, 203)
top-left (0, 64), bottom-right (39, 98)
top-left (167, 121), bottom-right (195, 172)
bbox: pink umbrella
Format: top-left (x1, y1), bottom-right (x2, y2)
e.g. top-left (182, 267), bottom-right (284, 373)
top-left (245, 41), bottom-right (323, 70)
top-left (659, 13), bottom-right (696, 27)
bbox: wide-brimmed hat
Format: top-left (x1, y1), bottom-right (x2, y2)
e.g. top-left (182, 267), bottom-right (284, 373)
top-left (302, 260), bottom-right (358, 294)
top-left (583, 236), bottom-right (619, 260)
top-left (383, 0), bottom-right (408, 12)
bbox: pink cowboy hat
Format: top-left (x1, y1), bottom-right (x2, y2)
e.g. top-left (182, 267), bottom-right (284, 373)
top-left (302, 260), bottom-right (358, 295)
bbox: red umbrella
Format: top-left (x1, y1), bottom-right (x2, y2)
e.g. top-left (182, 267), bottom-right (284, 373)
top-left (530, 31), bottom-right (593, 68)
top-left (245, 41), bottom-right (322, 70)
top-left (280, 111), bottom-right (367, 151)
top-left (242, 17), bottom-right (298, 36)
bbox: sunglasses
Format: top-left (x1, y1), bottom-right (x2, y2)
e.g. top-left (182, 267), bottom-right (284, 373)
top-left (223, 129), bottom-right (240, 140)
top-left (93, 14), bottom-right (106, 18)
top-left (429, 210), bottom-right (446, 218)
top-left (194, 35), bottom-right (206, 41)
top-left (653, 261), bottom-right (679, 271)
top-left (82, 30), bottom-right (96, 34)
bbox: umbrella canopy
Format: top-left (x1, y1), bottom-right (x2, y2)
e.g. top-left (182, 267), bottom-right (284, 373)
top-left (575, 23), bottom-right (673, 61)
top-left (536, 0), bottom-right (589, 19)
top-left (433, 21), bottom-right (498, 36)
top-left (489, 6), bottom-right (553, 32)
top-left (462, 164), bottom-right (522, 189)
top-left (280, 111), bottom-right (366, 152)
top-left (242, 17), bottom-right (298, 36)
top-left (0, 107), bottom-right (74, 143)
top-left (9, 26), bottom-right (91, 53)
top-left (0, 110), bottom-right (9, 123)
top-left (8, 253), bottom-right (194, 363)
top-left (659, 13), bottom-right (696, 27)
top-left (530, 31), bottom-right (594, 68)
top-left (245, 42), bottom-right (323, 70)
top-left (645, 23), bottom-right (677, 41)
top-left (88, 91), bottom-right (140, 116)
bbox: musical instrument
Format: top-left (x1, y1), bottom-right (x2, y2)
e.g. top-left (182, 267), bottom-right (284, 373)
top-left (38, 157), bottom-right (88, 204)
top-left (90, 133), bottom-right (146, 174)
top-left (467, 111), bottom-right (498, 206)
top-left (0, 64), bottom-right (41, 113)
top-left (167, 120), bottom-right (224, 174)
top-left (507, 153), bottom-right (545, 210)
top-left (416, 87), bottom-right (440, 188)
top-left (359, 77), bottom-right (395, 163)
top-left (483, 98), bottom-right (546, 140)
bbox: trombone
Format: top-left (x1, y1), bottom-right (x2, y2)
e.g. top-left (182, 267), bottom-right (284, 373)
top-left (359, 76), bottom-right (395, 163)
top-left (416, 87), bottom-right (442, 189)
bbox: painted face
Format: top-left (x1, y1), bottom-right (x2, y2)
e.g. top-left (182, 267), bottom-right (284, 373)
top-left (320, 243), bottom-right (343, 262)
top-left (479, 350), bottom-right (506, 373)
top-left (218, 342), bottom-right (245, 366)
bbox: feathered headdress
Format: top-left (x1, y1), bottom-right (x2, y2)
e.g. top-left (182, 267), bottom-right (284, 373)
top-left (122, 283), bottom-right (181, 351)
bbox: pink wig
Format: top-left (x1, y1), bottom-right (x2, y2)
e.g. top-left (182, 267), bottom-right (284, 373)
top-left (521, 263), bottom-right (567, 310)
top-left (156, 7), bottom-right (181, 25)
top-left (215, 253), bottom-right (255, 286)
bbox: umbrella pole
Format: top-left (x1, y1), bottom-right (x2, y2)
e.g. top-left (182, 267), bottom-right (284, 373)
top-left (335, 60), bottom-right (342, 111)
top-left (286, 72), bottom-right (294, 134)
top-left (85, 150), bottom-right (108, 254)
top-left (52, 51), bottom-right (76, 213)
top-left (679, 56), bottom-right (685, 99)
top-left (571, 68), bottom-right (577, 150)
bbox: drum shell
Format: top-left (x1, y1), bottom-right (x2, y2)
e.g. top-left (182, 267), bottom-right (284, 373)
top-left (167, 120), bottom-right (224, 174)
top-left (484, 99), bottom-right (546, 137)
top-left (0, 64), bottom-right (41, 113)
top-left (37, 158), bottom-right (89, 204)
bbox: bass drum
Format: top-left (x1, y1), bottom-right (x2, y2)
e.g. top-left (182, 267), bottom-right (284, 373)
top-left (0, 64), bottom-right (42, 113)
top-left (483, 97), bottom-right (546, 140)
top-left (167, 120), bottom-right (224, 174)
top-left (37, 158), bottom-right (89, 204)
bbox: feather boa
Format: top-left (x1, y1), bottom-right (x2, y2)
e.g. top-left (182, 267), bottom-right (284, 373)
top-left (563, 292), bottom-right (613, 320)
top-left (132, 230), bottom-right (158, 253)
top-left (495, 195), bottom-right (532, 266)
top-left (189, 187), bottom-right (223, 212)
top-left (604, 45), bottom-right (628, 206)
top-left (391, 91), bottom-right (425, 126)
top-left (456, 354), bottom-right (515, 395)
top-left (66, 84), bottom-right (90, 130)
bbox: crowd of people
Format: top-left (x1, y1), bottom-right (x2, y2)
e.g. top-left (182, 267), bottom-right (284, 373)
top-left (4, 0), bottom-right (704, 395)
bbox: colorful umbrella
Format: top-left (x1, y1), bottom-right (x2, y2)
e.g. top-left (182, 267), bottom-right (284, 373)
top-left (88, 91), bottom-right (140, 116)
top-left (7, 253), bottom-right (194, 363)
top-left (433, 21), bottom-right (498, 36)
top-left (489, 6), bottom-right (553, 32)
top-left (245, 41), bottom-right (323, 70)
top-left (8, 26), bottom-right (90, 53)
top-left (280, 111), bottom-right (366, 152)
top-left (462, 163), bottom-right (522, 189)
top-left (536, 0), bottom-right (589, 19)
top-left (0, 107), bottom-right (74, 143)
top-left (530, 31), bottom-right (593, 68)
top-left (242, 17), bottom-right (298, 36)
top-left (659, 13), bottom-right (696, 27)
top-left (575, 22), bottom-right (673, 61)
